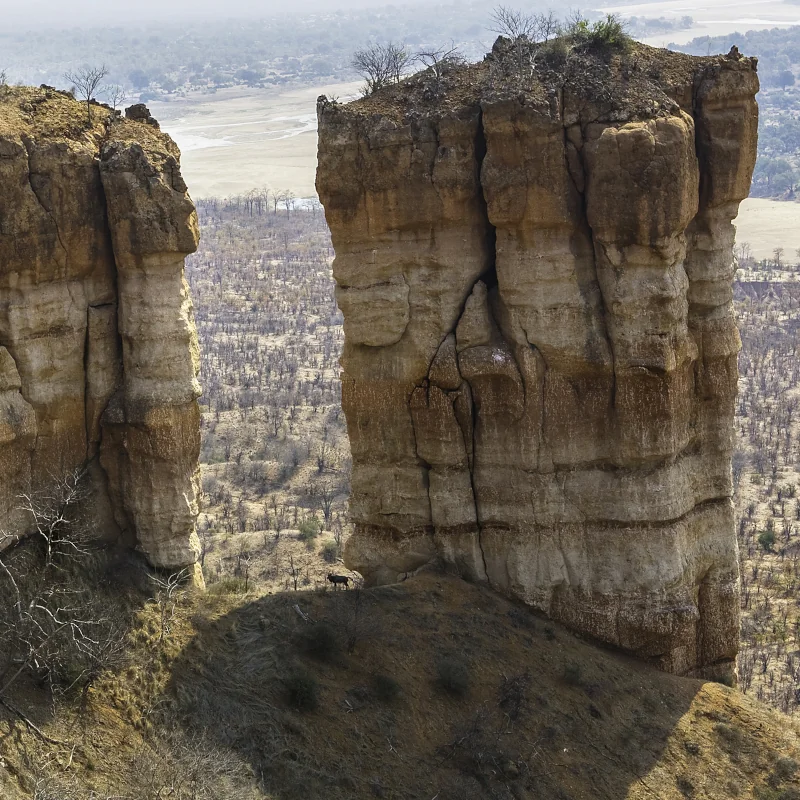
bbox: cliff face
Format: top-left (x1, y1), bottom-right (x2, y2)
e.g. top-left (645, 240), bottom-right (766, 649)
top-left (0, 87), bottom-right (202, 574)
top-left (317, 42), bottom-right (758, 677)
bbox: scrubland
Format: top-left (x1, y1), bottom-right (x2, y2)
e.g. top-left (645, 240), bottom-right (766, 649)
top-left (5, 204), bottom-right (800, 799)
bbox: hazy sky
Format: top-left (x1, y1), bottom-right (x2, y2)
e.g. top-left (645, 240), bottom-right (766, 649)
top-left (0, 0), bottom-right (421, 29)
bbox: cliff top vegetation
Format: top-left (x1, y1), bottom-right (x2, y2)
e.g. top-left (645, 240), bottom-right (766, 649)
top-left (333, 34), bottom-right (756, 128)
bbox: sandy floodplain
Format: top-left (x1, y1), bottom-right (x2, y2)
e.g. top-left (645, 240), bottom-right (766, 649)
top-left (150, 81), bottom-right (361, 200)
top-left (153, 82), bottom-right (800, 260)
top-left (735, 197), bottom-right (800, 260)
top-left (602, 0), bottom-right (800, 46)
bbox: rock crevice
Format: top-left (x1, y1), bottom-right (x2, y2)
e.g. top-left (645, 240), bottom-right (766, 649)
top-left (317, 41), bottom-right (758, 677)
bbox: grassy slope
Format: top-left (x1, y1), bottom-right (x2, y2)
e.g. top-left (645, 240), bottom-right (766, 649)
top-left (3, 572), bottom-right (800, 799)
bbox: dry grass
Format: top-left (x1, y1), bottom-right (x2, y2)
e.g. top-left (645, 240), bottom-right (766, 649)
top-left (4, 572), bottom-right (800, 799)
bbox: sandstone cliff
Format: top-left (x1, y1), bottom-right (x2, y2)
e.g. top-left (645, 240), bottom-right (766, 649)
top-left (317, 41), bottom-right (758, 678)
top-left (0, 87), bottom-right (202, 574)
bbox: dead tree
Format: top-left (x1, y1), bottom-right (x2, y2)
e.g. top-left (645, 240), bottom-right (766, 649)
top-left (352, 42), bottom-right (411, 95)
top-left (106, 83), bottom-right (127, 111)
top-left (0, 466), bottom-right (126, 713)
top-left (416, 43), bottom-right (464, 85)
top-left (490, 7), bottom-right (558, 82)
top-left (63, 64), bottom-right (108, 125)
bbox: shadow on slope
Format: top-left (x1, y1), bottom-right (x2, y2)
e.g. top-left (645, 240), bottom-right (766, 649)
top-left (167, 573), bottom-right (800, 800)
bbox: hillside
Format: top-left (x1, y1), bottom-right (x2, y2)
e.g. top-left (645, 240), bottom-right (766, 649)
top-left (181, 203), bottom-right (800, 715)
top-left (3, 571), bottom-right (800, 799)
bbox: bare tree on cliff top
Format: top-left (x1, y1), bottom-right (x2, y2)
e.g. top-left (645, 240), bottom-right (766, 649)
top-left (490, 7), bottom-right (558, 82)
top-left (64, 64), bottom-right (108, 125)
top-left (352, 42), bottom-right (411, 96)
top-left (106, 83), bottom-right (127, 112)
top-left (416, 43), bottom-right (465, 85)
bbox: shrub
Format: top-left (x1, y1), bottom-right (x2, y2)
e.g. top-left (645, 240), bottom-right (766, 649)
top-left (298, 518), bottom-right (321, 543)
top-left (677, 776), bottom-right (695, 798)
top-left (714, 722), bottom-right (747, 756)
top-left (498, 671), bottom-right (531, 720)
top-left (296, 622), bottom-right (339, 661)
top-left (285, 669), bottom-right (319, 711)
top-left (541, 36), bottom-right (569, 66)
top-left (372, 673), bottom-right (401, 702)
top-left (563, 662), bottom-right (583, 686)
top-left (758, 529), bottom-right (777, 552)
top-left (567, 13), bottom-right (631, 53)
top-left (208, 576), bottom-right (247, 595)
top-left (321, 542), bottom-right (339, 564)
top-left (435, 656), bottom-right (470, 696)
top-left (770, 757), bottom-right (799, 786)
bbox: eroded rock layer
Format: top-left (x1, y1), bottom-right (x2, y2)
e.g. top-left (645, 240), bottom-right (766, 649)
top-left (0, 87), bottom-right (201, 574)
top-left (317, 42), bottom-right (758, 677)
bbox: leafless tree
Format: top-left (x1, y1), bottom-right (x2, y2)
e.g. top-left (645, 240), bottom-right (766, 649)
top-left (106, 83), bottom-right (127, 111)
top-left (15, 466), bottom-right (90, 570)
top-left (0, 467), bottom-right (127, 716)
top-left (288, 554), bottom-right (299, 591)
top-left (63, 64), bottom-right (108, 125)
top-left (150, 568), bottom-right (190, 644)
top-left (736, 241), bottom-right (753, 265)
top-left (490, 7), bottom-right (558, 82)
top-left (352, 42), bottom-right (411, 95)
top-left (416, 43), bottom-right (464, 84)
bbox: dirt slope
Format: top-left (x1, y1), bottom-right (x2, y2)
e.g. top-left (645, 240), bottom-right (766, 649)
top-left (3, 571), bottom-right (800, 799)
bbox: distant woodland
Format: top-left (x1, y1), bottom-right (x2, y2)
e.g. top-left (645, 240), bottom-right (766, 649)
top-left (1, 5), bottom-right (693, 99)
top-left (183, 197), bottom-right (800, 715)
top-left (678, 27), bottom-right (800, 199)
top-left (3, 9), bottom-right (797, 199)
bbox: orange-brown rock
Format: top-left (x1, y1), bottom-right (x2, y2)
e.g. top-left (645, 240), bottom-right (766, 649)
top-left (0, 88), bottom-right (202, 575)
top-left (317, 40), bottom-right (759, 678)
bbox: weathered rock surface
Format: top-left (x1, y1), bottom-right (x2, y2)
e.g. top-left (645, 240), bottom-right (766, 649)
top-left (317, 41), bottom-right (758, 677)
top-left (0, 87), bottom-right (202, 574)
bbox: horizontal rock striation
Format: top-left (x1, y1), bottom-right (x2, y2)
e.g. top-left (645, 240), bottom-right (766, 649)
top-left (0, 88), bottom-right (202, 575)
top-left (317, 41), bottom-right (758, 677)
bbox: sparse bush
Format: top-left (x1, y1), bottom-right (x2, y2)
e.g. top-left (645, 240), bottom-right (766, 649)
top-left (321, 542), bottom-right (339, 564)
top-left (565, 13), bottom-right (631, 53)
top-left (296, 622), bottom-right (339, 661)
top-left (438, 708), bottom-right (512, 783)
top-left (372, 673), bottom-right (401, 702)
top-left (563, 662), bottom-right (583, 686)
top-left (298, 518), bottom-right (321, 543)
top-left (498, 671), bottom-right (530, 720)
top-left (351, 42), bottom-right (411, 95)
top-left (0, 468), bottom-right (135, 705)
top-left (285, 668), bottom-right (319, 711)
top-left (435, 656), bottom-right (470, 696)
top-left (759, 529), bottom-right (777, 552)
top-left (770, 757), bottom-right (799, 786)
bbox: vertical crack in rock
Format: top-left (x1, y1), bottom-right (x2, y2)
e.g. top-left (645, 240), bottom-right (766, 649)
top-left (82, 305), bottom-right (92, 460)
top-left (567, 125), bottom-right (617, 410)
top-left (21, 137), bottom-right (69, 271)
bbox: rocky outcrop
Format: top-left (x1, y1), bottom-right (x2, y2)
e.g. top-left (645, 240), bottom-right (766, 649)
top-left (0, 87), bottom-right (202, 575)
top-left (317, 41), bottom-right (758, 677)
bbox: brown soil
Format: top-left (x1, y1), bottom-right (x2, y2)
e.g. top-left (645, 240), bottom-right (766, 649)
top-left (3, 572), bottom-right (800, 799)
